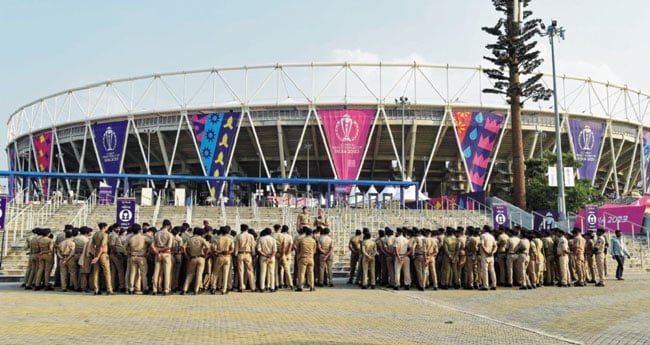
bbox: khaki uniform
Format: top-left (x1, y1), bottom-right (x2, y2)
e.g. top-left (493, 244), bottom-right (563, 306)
top-left (212, 235), bottom-right (234, 294)
top-left (78, 235), bottom-right (93, 290)
top-left (152, 229), bottom-right (174, 294)
top-left (126, 233), bottom-right (150, 293)
top-left (584, 237), bottom-right (596, 282)
top-left (456, 235), bottom-right (467, 287)
top-left (376, 237), bottom-right (388, 285)
top-left (480, 232), bottom-right (497, 289)
top-left (515, 238), bottom-right (531, 288)
top-left (496, 233), bottom-right (509, 285)
top-left (235, 231), bottom-right (256, 291)
top-left (109, 232), bottom-right (126, 290)
top-left (348, 235), bottom-right (361, 283)
top-left (361, 238), bottom-right (377, 287)
top-left (383, 235), bottom-right (396, 286)
top-left (542, 236), bottom-right (556, 285)
top-left (72, 235), bottom-right (88, 290)
top-left (557, 236), bottom-right (570, 286)
top-left (23, 234), bottom-right (35, 286)
top-left (573, 234), bottom-right (586, 285)
top-left (442, 235), bottom-right (459, 288)
top-left (424, 236), bottom-right (439, 288)
top-left (318, 234), bottom-right (334, 285)
top-left (505, 236), bottom-right (520, 285)
top-left (527, 240), bottom-right (538, 287)
top-left (593, 234), bottom-right (606, 284)
top-left (296, 213), bottom-right (311, 229)
top-left (91, 231), bottom-right (113, 293)
top-left (26, 235), bottom-right (41, 287)
top-left (257, 235), bottom-right (277, 291)
top-left (35, 235), bottom-right (54, 287)
top-left (57, 238), bottom-right (77, 290)
top-left (183, 235), bottom-right (210, 293)
top-left (172, 234), bottom-right (184, 291)
top-left (393, 235), bottom-right (411, 288)
top-left (533, 237), bottom-right (545, 284)
top-left (277, 233), bottom-right (293, 289)
top-left (297, 236), bottom-right (317, 289)
top-left (464, 235), bottom-right (480, 288)
top-left (411, 235), bottom-right (426, 289)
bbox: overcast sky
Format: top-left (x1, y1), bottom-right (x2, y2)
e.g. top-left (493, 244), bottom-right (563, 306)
top-left (1, 0), bottom-right (648, 170)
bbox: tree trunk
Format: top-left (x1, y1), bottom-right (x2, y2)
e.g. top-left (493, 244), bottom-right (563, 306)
top-left (509, 0), bottom-right (526, 210)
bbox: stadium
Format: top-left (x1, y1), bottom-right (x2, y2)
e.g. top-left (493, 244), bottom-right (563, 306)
top-left (5, 62), bottom-right (650, 206)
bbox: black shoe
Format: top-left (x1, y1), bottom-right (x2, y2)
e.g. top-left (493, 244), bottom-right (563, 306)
top-left (361, 285), bottom-right (367, 289)
top-left (295, 288), bottom-right (303, 292)
top-left (310, 287), bottom-right (315, 292)
top-left (520, 286), bottom-right (527, 290)
top-left (432, 287), bottom-right (438, 291)
top-left (162, 292), bottom-right (167, 296)
top-left (328, 284), bottom-right (334, 287)
top-left (180, 291), bottom-right (185, 295)
top-left (418, 287), bottom-right (424, 291)
top-left (76, 288), bottom-right (83, 292)
top-left (151, 292), bottom-right (157, 296)
top-left (404, 286), bottom-right (410, 290)
top-left (393, 286), bottom-right (399, 291)
top-left (617, 278), bottom-right (624, 281)
top-left (490, 287), bottom-right (497, 290)
top-left (210, 289), bottom-right (216, 295)
top-left (479, 287), bottom-right (488, 291)
top-left (371, 285), bottom-right (375, 289)
top-left (45, 286), bottom-right (54, 291)
top-left (94, 291), bottom-right (101, 295)
top-left (25, 286), bottom-right (32, 290)
top-left (106, 291), bottom-right (115, 295)
top-left (61, 289), bottom-right (67, 292)
top-left (221, 291), bottom-right (226, 295)
top-left (347, 280), bottom-right (353, 285)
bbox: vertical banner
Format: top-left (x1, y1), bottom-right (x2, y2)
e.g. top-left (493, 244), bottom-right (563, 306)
top-left (116, 198), bottom-right (136, 229)
top-left (191, 112), bottom-right (241, 198)
top-left (454, 111), bottom-right (505, 192)
top-left (492, 203), bottom-right (509, 230)
top-left (33, 132), bottom-right (53, 199)
top-left (8, 146), bottom-right (16, 201)
top-left (641, 131), bottom-right (650, 194)
top-left (319, 109), bottom-right (375, 188)
top-left (585, 205), bottom-right (598, 232)
top-left (98, 183), bottom-right (112, 205)
top-left (93, 121), bottom-right (128, 201)
top-left (0, 195), bottom-right (7, 232)
top-left (533, 210), bottom-right (559, 231)
top-left (568, 119), bottom-right (604, 181)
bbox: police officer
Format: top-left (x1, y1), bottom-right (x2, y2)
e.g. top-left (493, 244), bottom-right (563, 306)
top-left (151, 220), bottom-right (174, 296)
top-left (181, 227), bottom-right (210, 295)
top-left (91, 223), bottom-right (113, 295)
top-left (360, 232), bottom-right (376, 289)
top-left (296, 227), bottom-right (317, 292)
top-left (235, 224), bottom-right (256, 292)
top-left (212, 227), bottom-right (234, 295)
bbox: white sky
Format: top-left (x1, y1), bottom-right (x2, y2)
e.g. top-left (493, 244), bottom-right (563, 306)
top-left (1, 0), bottom-right (648, 170)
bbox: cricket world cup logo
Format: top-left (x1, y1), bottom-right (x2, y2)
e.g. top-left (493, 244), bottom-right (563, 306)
top-left (334, 114), bottom-right (359, 142)
top-left (102, 126), bottom-right (118, 152)
top-left (578, 125), bottom-right (594, 152)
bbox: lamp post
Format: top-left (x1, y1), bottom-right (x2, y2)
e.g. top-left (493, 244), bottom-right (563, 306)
top-left (395, 96), bottom-right (410, 181)
top-left (542, 20), bottom-right (567, 222)
top-left (305, 142), bottom-right (312, 205)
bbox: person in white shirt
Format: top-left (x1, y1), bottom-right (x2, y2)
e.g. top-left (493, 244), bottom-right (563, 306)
top-left (610, 230), bottom-right (631, 280)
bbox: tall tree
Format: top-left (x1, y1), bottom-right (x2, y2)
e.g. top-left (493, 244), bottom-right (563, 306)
top-left (482, 0), bottom-right (552, 209)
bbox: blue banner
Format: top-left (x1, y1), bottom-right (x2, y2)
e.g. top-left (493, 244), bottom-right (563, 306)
top-left (191, 112), bottom-right (241, 198)
top-left (492, 204), bottom-right (509, 230)
top-left (569, 119), bottom-right (604, 181)
top-left (0, 195), bottom-right (7, 232)
top-left (94, 121), bottom-right (128, 200)
top-left (116, 198), bottom-right (136, 228)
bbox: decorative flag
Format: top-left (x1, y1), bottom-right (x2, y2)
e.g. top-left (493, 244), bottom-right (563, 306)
top-left (454, 111), bottom-right (505, 192)
top-left (93, 121), bottom-right (128, 200)
top-left (641, 131), bottom-right (650, 193)
top-left (319, 109), bottom-right (375, 185)
top-left (191, 112), bottom-right (241, 198)
top-left (492, 203), bottom-right (509, 230)
top-left (33, 132), bottom-right (53, 198)
top-left (569, 119), bottom-right (603, 181)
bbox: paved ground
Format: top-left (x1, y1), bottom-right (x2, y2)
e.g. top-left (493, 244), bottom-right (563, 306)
top-left (1, 273), bottom-right (649, 345)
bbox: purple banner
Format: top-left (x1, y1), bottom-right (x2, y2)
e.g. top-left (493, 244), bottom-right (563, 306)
top-left (0, 195), bottom-right (7, 232)
top-left (577, 204), bottom-right (646, 233)
top-left (94, 121), bottom-right (128, 200)
top-left (116, 198), bottom-right (136, 228)
top-left (492, 204), bottom-right (509, 230)
top-left (9, 146), bottom-right (16, 201)
top-left (454, 111), bottom-right (505, 192)
top-left (569, 119), bottom-right (603, 181)
top-left (99, 185), bottom-right (112, 205)
top-left (458, 191), bottom-right (486, 210)
top-left (585, 205), bottom-right (598, 232)
top-left (191, 112), bottom-right (241, 198)
top-left (641, 131), bottom-right (650, 193)
top-left (534, 210), bottom-right (558, 231)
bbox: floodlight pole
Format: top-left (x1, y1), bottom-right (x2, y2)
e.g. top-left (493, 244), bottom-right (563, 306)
top-left (395, 97), bottom-right (410, 181)
top-left (544, 20), bottom-right (567, 222)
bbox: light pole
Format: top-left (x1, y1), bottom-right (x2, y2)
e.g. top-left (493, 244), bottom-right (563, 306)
top-left (542, 19), bottom-right (567, 222)
top-left (305, 142), bottom-right (312, 205)
top-left (395, 96), bottom-right (410, 181)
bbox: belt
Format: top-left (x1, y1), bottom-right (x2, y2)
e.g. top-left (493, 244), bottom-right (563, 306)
top-left (190, 255), bottom-right (205, 259)
top-left (238, 251), bottom-right (251, 254)
top-left (414, 253), bottom-right (424, 256)
top-left (132, 255), bottom-right (147, 257)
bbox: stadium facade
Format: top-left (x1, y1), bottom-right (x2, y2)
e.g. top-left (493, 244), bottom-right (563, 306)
top-left (5, 63), bottom-right (650, 205)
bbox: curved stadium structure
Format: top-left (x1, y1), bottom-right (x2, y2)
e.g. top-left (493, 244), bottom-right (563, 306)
top-left (6, 62), bottom-right (650, 204)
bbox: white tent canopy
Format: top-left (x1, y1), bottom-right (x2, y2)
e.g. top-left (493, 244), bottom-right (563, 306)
top-left (378, 186), bottom-right (396, 202)
top-left (393, 184), bottom-right (428, 202)
top-left (348, 185), bottom-right (364, 205)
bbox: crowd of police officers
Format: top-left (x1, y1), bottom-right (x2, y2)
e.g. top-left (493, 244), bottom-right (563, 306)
top-left (21, 207), bottom-right (612, 295)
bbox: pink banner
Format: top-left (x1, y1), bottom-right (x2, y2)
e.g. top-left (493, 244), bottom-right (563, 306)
top-left (319, 109), bottom-right (375, 181)
top-left (577, 204), bottom-right (646, 233)
top-left (33, 132), bottom-right (53, 197)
